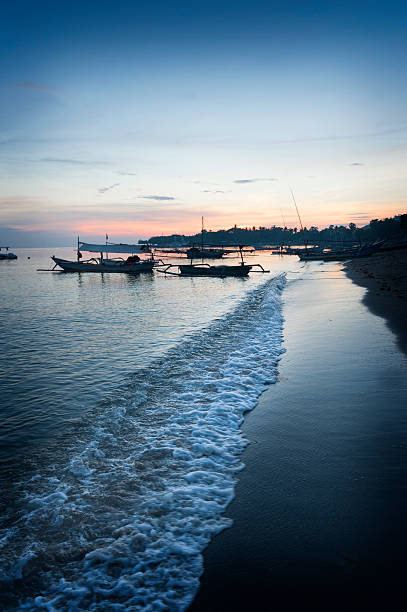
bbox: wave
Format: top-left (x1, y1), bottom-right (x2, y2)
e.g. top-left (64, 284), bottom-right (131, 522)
top-left (0, 274), bottom-right (286, 611)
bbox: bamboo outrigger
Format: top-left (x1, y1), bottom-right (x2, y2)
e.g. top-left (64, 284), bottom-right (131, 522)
top-left (45, 237), bottom-right (160, 274)
top-left (156, 246), bottom-right (269, 277)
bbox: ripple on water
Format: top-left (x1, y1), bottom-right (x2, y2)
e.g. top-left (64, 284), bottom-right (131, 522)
top-left (0, 269), bottom-right (286, 610)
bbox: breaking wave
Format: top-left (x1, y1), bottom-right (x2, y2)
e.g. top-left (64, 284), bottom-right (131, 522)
top-left (0, 274), bottom-right (286, 611)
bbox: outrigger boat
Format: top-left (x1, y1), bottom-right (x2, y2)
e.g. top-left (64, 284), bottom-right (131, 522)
top-left (185, 246), bottom-right (225, 259)
top-left (50, 237), bottom-right (157, 274)
top-left (298, 241), bottom-right (384, 262)
top-left (159, 217), bottom-right (254, 260)
top-left (0, 246), bottom-right (17, 260)
top-left (186, 217), bottom-right (226, 259)
top-left (157, 246), bottom-right (268, 277)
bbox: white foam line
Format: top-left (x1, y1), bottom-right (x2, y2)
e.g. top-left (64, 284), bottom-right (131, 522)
top-left (1, 274), bottom-right (286, 611)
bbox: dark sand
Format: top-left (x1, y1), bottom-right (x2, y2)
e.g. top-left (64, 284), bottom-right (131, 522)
top-left (344, 249), bottom-right (407, 356)
top-left (190, 263), bottom-right (407, 611)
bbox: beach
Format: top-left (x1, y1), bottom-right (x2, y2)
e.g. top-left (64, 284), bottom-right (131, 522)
top-left (2, 251), bottom-right (406, 609)
top-left (1, 0), bottom-right (406, 607)
top-left (190, 259), bottom-right (407, 611)
top-left (344, 249), bottom-right (407, 354)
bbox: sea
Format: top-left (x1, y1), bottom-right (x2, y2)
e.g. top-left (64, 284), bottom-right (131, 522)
top-left (0, 248), bottom-right (296, 610)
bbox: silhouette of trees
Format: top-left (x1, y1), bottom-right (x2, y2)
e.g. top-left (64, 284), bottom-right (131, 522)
top-left (141, 214), bottom-right (406, 246)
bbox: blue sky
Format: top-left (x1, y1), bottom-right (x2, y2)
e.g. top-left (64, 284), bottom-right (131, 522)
top-left (1, 0), bottom-right (406, 245)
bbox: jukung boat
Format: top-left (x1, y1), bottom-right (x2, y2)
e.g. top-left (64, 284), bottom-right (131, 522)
top-left (51, 238), bottom-right (157, 274)
top-left (298, 241), bottom-right (384, 262)
top-left (0, 246), bottom-right (17, 260)
top-left (154, 217), bottom-right (255, 259)
top-left (157, 246), bottom-right (268, 277)
top-left (185, 246), bottom-right (226, 259)
top-left (186, 217), bottom-right (226, 259)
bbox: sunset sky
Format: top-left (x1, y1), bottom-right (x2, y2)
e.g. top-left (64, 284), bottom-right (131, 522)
top-left (1, 0), bottom-right (406, 246)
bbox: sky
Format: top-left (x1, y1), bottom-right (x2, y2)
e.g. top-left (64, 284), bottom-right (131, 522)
top-left (0, 0), bottom-right (406, 246)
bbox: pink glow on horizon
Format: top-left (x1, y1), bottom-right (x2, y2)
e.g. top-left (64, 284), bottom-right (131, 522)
top-left (11, 202), bottom-right (406, 238)
top-left (75, 203), bottom-right (407, 235)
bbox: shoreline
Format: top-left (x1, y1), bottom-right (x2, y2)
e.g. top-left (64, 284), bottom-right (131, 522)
top-left (189, 264), bottom-right (407, 611)
top-left (343, 250), bottom-right (407, 355)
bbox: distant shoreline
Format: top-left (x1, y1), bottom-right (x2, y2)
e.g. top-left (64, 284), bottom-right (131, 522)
top-left (343, 249), bottom-right (407, 356)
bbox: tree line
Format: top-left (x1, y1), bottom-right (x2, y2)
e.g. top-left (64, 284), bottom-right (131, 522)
top-left (140, 214), bottom-right (407, 247)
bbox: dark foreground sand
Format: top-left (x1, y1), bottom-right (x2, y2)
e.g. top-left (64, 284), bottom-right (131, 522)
top-left (344, 249), bottom-right (407, 355)
top-left (190, 261), bottom-right (407, 612)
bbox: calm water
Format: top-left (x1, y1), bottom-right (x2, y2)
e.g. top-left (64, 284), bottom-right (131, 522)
top-left (0, 248), bottom-right (294, 610)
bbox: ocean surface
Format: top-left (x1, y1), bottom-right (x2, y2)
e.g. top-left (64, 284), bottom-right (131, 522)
top-left (0, 248), bottom-right (294, 610)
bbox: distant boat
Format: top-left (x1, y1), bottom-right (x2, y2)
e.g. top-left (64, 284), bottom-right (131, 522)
top-left (185, 246), bottom-right (225, 259)
top-left (162, 245), bottom-right (253, 259)
top-left (51, 238), bottom-right (157, 274)
top-left (185, 217), bottom-right (226, 259)
top-left (298, 241), bottom-right (384, 261)
top-left (157, 247), bottom-right (268, 277)
top-left (0, 247), bottom-right (17, 260)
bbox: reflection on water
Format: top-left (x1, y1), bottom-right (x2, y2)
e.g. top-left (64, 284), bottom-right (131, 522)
top-left (0, 248), bottom-right (293, 483)
top-left (0, 250), bottom-right (288, 610)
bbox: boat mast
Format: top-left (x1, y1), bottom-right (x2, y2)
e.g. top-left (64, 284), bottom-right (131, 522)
top-left (279, 209), bottom-right (287, 251)
top-left (290, 188), bottom-right (304, 232)
top-left (105, 233), bottom-right (109, 260)
top-left (201, 216), bottom-right (204, 252)
top-left (77, 236), bottom-right (80, 262)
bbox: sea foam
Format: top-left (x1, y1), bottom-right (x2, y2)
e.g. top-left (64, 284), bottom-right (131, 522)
top-left (0, 274), bottom-right (286, 611)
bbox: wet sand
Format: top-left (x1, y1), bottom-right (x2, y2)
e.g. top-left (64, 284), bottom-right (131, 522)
top-left (344, 250), bottom-right (407, 355)
top-left (190, 264), bottom-right (407, 611)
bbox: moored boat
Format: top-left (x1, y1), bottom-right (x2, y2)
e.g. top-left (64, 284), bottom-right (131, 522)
top-left (157, 246), bottom-right (268, 277)
top-left (185, 218), bottom-right (225, 258)
top-left (0, 247), bottom-right (17, 260)
top-left (51, 256), bottom-right (155, 273)
top-left (178, 262), bottom-right (252, 277)
top-left (185, 246), bottom-right (225, 259)
top-left (50, 238), bottom-right (157, 274)
top-left (298, 241), bottom-right (384, 262)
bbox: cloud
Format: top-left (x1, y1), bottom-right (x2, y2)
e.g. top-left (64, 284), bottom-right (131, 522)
top-left (349, 162), bottom-right (364, 166)
top-left (138, 195), bottom-right (175, 201)
top-left (41, 157), bottom-right (108, 166)
top-left (0, 196), bottom-right (41, 208)
top-left (117, 171), bottom-right (137, 176)
top-left (98, 183), bottom-right (120, 194)
top-left (233, 178), bottom-right (278, 184)
top-left (202, 190), bottom-right (225, 194)
top-left (348, 214), bottom-right (372, 220)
